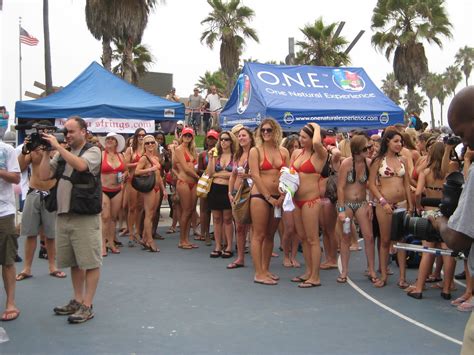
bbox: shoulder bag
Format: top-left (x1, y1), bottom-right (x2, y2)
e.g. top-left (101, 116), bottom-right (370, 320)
top-left (131, 155), bottom-right (156, 193)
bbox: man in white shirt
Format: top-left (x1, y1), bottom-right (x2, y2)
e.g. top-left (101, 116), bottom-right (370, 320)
top-left (0, 135), bottom-right (21, 321)
top-left (205, 86), bottom-right (222, 128)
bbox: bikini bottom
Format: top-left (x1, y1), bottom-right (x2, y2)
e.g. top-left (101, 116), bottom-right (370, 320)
top-left (177, 179), bottom-right (196, 191)
top-left (102, 188), bottom-right (122, 200)
top-left (345, 200), bottom-right (367, 214)
top-left (293, 196), bottom-right (321, 209)
top-left (250, 194), bottom-right (280, 208)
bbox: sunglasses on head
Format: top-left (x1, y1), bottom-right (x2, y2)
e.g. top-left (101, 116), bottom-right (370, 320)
top-left (220, 137), bottom-right (231, 142)
top-left (261, 128), bottom-right (273, 134)
top-left (144, 141), bottom-right (156, 146)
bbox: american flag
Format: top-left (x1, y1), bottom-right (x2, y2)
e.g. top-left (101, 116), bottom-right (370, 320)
top-left (20, 27), bottom-right (39, 46)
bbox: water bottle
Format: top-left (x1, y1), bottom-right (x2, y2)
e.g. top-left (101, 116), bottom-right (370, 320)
top-left (0, 327), bottom-right (9, 343)
top-left (116, 172), bottom-right (123, 184)
top-left (343, 217), bottom-right (351, 234)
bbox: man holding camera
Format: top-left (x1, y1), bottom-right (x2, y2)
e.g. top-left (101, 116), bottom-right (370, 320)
top-left (430, 86), bottom-right (474, 354)
top-left (16, 131), bottom-right (66, 282)
top-left (39, 116), bottom-right (102, 324)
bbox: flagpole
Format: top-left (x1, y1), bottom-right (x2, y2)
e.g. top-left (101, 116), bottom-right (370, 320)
top-left (19, 17), bottom-right (23, 101)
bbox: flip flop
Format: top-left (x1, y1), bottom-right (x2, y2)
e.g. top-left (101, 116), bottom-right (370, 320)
top-left (227, 262), bottom-right (244, 269)
top-left (254, 279), bottom-right (278, 286)
top-left (337, 276), bottom-right (347, 283)
top-left (398, 281), bottom-right (410, 289)
top-left (1, 309), bottom-right (20, 321)
top-left (16, 272), bottom-right (33, 281)
top-left (178, 244), bottom-right (193, 249)
top-left (298, 281), bottom-right (321, 288)
top-left (320, 264), bottom-right (338, 270)
top-left (49, 270), bottom-right (67, 279)
top-left (291, 276), bottom-right (308, 283)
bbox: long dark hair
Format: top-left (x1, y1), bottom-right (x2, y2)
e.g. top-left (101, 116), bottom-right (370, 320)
top-left (216, 131), bottom-right (236, 157)
top-left (427, 142), bottom-right (445, 180)
top-left (132, 128), bottom-right (146, 151)
top-left (371, 128), bottom-right (403, 167)
top-left (234, 127), bottom-right (255, 162)
top-left (350, 135), bottom-right (369, 182)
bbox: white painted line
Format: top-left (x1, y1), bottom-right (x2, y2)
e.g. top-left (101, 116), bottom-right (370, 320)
top-left (342, 241), bottom-right (463, 346)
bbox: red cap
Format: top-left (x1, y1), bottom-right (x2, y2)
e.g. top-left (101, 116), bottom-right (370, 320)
top-left (206, 130), bottom-right (219, 139)
top-left (181, 127), bottom-right (194, 136)
top-left (323, 136), bottom-right (336, 146)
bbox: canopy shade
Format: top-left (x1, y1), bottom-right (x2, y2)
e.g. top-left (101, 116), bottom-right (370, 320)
top-left (16, 62), bottom-right (184, 121)
top-left (220, 62), bottom-right (404, 131)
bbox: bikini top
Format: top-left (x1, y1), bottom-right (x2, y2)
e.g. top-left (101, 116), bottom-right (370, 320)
top-left (346, 159), bottom-right (369, 184)
top-left (292, 150), bottom-right (317, 174)
top-left (132, 151), bottom-right (141, 164)
top-left (215, 157), bottom-right (234, 173)
top-left (378, 156), bottom-right (405, 178)
top-left (101, 151), bottom-right (125, 174)
top-left (260, 147), bottom-right (285, 171)
top-left (184, 150), bottom-right (196, 164)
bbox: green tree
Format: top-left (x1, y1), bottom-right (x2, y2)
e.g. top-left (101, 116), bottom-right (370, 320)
top-left (295, 18), bottom-right (350, 66)
top-left (455, 46), bottom-right (474, 87)
top-left (85, 0), bottom-right (158, 82)
top-left (420, 72), bottom-right (441, 128)
top-left (196, 70), bottom-right (227, 94)
top-left (201, 0), bottom-right (259, 97)
top-left (111, 39), bottom-right (154, 85)
top-left (85, 0), bottom-right (114, 71)
top-left (444, 65), bottom-right (462, 96)
top-left (402, 90), bottom-right (427, 114)
top-left (381, 72), bottom-right (402, 105)
top-left (371, 0), bottom-right (452, 112)
top-left (435, 77), bottom-right (448, 125)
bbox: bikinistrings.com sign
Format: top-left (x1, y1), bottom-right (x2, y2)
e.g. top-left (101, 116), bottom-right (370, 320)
top-left (55, 118), bottom-right (155, 133)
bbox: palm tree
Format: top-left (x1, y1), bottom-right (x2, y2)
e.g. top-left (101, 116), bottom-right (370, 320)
top-left (111, 39), bottom-right (154, 85)
top-left (85, 0), bottom-right (114, 71)
top-left (201, 0), bottom-right (259, 97)
top-left (85, 0), bottom-right (158, 81)
top-left (435, 78), bottom-right (448, 125)
top-left (295, 18), bottom-right (350, 66)
top-left (455, 46), bottom-right (474, 86)
top-left (371, 0), bottom-right (452, 111)
top-left (402, 90), bottom-right (427, 114)
top-left (381, 72), bottom-right (402, 105)
top-left (196, 70), bottom-right (227, 94)
top-left (420, 72), bottom-right (441, 128)
top-left (444, 65), bottom-right (462, 96)
top-left (43, 0), bottom-right (53, 95)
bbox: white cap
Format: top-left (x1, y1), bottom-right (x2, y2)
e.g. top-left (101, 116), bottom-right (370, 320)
top-left (177, 120), bottom-right (184, 125)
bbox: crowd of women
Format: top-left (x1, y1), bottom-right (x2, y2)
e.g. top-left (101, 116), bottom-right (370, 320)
top-left (94, 117), bottom-right (473, 307)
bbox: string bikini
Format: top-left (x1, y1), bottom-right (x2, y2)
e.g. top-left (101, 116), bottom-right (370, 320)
top-left (101, 151), bottom-right (125, 199)
top-left (291, 150), bottom-right (320, 208)
top-left (343, 160), bottom-right (369, 213)
top-left (178, 150), bottom-right (197, 190)
top-left (378, 156), bottom-right (405, 178)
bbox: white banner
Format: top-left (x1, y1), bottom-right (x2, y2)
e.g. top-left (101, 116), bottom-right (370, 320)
top-left (55, 118), bottom-right (155, 134)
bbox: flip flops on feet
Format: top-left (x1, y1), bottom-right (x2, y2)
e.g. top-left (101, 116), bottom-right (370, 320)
top-left (227, 262), bottom-right (244, 269)
top-left (337, 275), bottom-right (347, 283)
top-left (320, 263), bottom-right (338, 270)
top-left (254, 278), bottom-right (278, 286)
top-left (50, 270), bottom-right (67, 278)
top-left (291, 276), bottom-right (308, 283)
top-left (1, 309), bottom-right (20, 321)
top-left (298, 281), bottom-right (321, 288)
top-left (16, 272), bottom-right (33, 281)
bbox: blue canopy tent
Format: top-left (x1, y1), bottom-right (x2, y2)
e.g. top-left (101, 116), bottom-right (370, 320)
top-left (15, 61), bottom-right (184, 127)
top-left (220, 63), bottom-right (404, 131)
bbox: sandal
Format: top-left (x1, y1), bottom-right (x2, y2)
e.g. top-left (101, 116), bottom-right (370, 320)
top-left (221, 250), bottom-right (234, 258)
top-left (397, 280), bottom-right (410, 289)
top-left (166, 227), bottom-right (177, 234)
top-left (374, 279), bottom-right (387, 288)
top-left (178, 244), bottom-right (193, 249)
top-left (1, 309), bottom-right (20, 321)
top-left (337, 275), bottom-right (347, 283)
top-left (210, 250), bottom-right (222, 258)
top-left (367, 275), bottom-right (379, 284)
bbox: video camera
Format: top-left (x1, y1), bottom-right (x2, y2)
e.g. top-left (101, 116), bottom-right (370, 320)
top-left (390, 171), bottom-right (464, 242)
top-left (15, 123), bottom-right (67, 152)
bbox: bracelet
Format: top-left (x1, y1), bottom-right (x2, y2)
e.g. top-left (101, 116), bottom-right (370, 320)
top-left (337, 206), bottom-right (345, 212)
top-left (379, 197), bottom-right (388, 206)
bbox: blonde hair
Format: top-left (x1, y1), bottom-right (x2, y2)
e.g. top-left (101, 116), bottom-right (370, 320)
top-left (339, 138), bottom-right (352, 158)
top-left (255, 117), bottom-right (282, 148)
top-left (178, 131), bottom-right (196, 159)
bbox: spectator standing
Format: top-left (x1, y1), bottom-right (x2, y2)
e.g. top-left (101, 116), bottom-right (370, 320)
top-left (0, 106), bottom-right (9, 138)
top-left (205, 86), bottom-right (222, 128)
top-left (166, 88), bottom-right (180, 103)
top-left (187, 88), bottom-right (203, 133)
top-left (39, 116), bottom-right (102, 324)
top-left (0, 133), bottom-right (21, 321)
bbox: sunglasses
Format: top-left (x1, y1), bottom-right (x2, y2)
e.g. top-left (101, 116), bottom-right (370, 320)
top-left (261, 128), bottom-right (273, 134)
top-left (220, 137), bottom-right (231, 142)
top-left (137, 134), bottom-right (146, 137)
top-left (361, 145), bottom-right (373, 153)
top-left (144, 141), bottom-right (156, 146)
top-left (183, 133), bottom-right (193, 138)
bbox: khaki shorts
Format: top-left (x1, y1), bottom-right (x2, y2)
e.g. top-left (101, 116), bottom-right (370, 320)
top-left (56, 214), bottom-right (102, 270)
top-left (0, 214), bottom-right (19, 266)
top-left (20, 190), bottom-right (56, 238)
top-left (462, 312), bottom-right (474, 355)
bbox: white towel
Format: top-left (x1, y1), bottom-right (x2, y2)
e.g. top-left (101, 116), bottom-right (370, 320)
top-left (279, 167), bottom-right (300, 212)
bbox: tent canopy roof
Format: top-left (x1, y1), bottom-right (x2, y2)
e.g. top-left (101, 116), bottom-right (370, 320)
top-left (16, 62), bottom-right (184, 121)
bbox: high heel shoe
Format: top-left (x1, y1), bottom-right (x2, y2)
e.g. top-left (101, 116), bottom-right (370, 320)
top-left (407, 291), bottom-right (423, 299)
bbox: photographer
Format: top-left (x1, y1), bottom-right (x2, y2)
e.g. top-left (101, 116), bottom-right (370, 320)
top-left (39, 116), bottom-right (102, 324)
top-left (429, 86), bottom-right (474, 355)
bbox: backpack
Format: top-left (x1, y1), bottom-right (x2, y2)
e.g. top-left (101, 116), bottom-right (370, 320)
top-left (45, 143), bottom-right (102, 214)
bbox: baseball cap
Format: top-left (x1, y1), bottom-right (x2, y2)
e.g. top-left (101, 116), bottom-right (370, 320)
top-left (206, 130), bottom-right (219, 140)
top-left (177, 120), bottom-right (184, 125)
top-left (182, 127), bottom-right (194, 136)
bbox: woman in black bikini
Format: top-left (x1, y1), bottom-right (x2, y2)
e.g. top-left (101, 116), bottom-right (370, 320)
top-left (100, 133), bottom-right (126, 256)
top-left (228, 127), bottom-right (254, 268)
top-left (291, 123), bottom-right (328, 288)
top-left (174, 127), bottom-right (200, 249)
top-left (207, 131), bottom-right (236, 258)
top-left (249, 118), bottom-right (289, 285)
top-left (124, 128), bottom-right (146, 246)
top-left (337, 135), bottom-right (377, 284)
top-left (369, 128), bottom-right (413, 288)
top-left (135, 135), bottom-right (166, 252)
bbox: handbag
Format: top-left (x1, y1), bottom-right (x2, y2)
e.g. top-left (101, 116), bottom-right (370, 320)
top-left (131, 156), bottom-right (156, 193)
top-left (196, 173), bottom-right (213, 198)
top-left (232, 165), bottom-right (252, 224)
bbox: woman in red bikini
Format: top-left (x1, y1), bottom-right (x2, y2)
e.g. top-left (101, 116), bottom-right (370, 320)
top-left (100, 132), bottom-right (126, 256)
top-left (369, 128), bottom-right (413, 288)
top-left (197, 130), bottom-right (219, 245)
top-left (249, 118), bottom-right (289, 285)
top-left (337, 134), bottom-right (377, 284)
top-left (228, 127), bottom-right (254, 268)
top-left (135, 135), bottom-right (166, 252)
top-left (207, 131), bottom-right (236, 258)
top-left (174, 127), bottom-right (200, 249)
top-left (124, 128), bottom-right (146, 246)
top-left (290, 123), bottom-right (328, 288)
